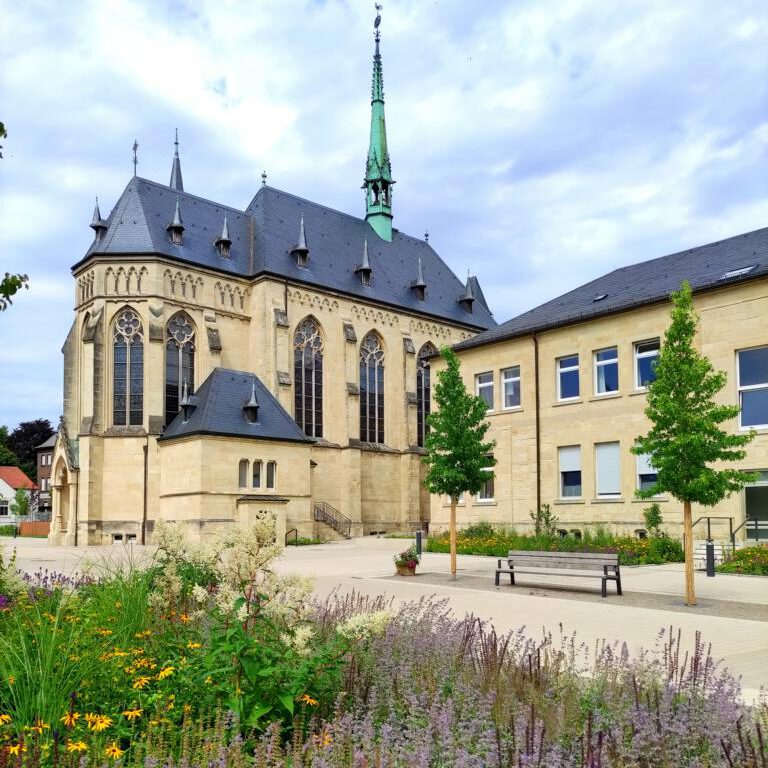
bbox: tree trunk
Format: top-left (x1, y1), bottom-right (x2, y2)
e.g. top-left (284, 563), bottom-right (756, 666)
top-left (450, 496), bottom-right (457, 580)
top-left (683, 499), bottom-right (696, 606)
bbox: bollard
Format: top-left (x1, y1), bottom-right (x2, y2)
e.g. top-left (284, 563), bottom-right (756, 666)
top-left (705, 540), bottom-right (716, 577)
top-left (415, 530), bottom-right (422, 557)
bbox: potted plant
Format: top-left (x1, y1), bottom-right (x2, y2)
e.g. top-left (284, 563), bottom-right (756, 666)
top-left (394, 544), bottom-right (420, 576)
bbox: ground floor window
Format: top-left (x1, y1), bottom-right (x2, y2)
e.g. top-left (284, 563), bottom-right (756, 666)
top-left (559, 445), bottom-right (582, 498)
top-left (0, 501), bottom-right (8, 516)
top-left (477, 455), bottom-right (495, 501)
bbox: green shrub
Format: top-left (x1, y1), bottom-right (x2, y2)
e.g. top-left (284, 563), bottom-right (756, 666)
top-left (717, 546), bottom-right (768, 575)
top-left (529, 503), bottom-right (559, 536)
top-left (643, 503), bottom-right (664, 535)
top-left (460, 521), bottom-right (495, 539)
top-left (0, 524), bottom-right (17, 537)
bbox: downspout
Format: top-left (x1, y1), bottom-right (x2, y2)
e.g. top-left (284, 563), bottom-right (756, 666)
top-left (533, 333), bottom-right (541, 512)
top-left (73, 471), bottom-right (79, 547)
top-left (141, 436), bottom-right (149, 544)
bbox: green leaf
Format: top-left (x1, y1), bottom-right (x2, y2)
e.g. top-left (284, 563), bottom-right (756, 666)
top-left (278, 692), bottom-right (295, 716)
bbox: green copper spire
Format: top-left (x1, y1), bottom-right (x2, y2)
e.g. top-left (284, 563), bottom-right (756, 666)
top-left (364, 4), bottom-right (394, 242)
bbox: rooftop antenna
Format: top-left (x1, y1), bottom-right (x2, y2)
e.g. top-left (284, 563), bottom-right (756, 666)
top-left (132, 139), bottom-right (138, 177)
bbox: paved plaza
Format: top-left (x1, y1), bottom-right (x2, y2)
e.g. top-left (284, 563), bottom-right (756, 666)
top-left (4, 535), bottom-right (767, 702)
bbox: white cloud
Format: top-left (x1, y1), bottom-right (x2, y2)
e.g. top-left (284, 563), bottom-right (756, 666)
top-left (0, 0), bottom-right (767, 426)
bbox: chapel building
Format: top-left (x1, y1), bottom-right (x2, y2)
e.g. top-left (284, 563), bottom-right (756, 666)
top-left (50, 19), bottom-right (495, 546)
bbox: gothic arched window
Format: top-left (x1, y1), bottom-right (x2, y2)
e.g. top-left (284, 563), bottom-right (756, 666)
top-left (165, 312), bottom-right (195, 425)
top-left (417, 342), bottom-right (438, 447)
top-left (294, 318), bottom-right (323, 438)
top-left (360, 332), bottom-right (385, 443)
top-left (113, 308), bottom-right (144, 426)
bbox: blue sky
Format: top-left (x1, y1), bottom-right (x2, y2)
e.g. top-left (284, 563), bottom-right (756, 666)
top-left (1, 0), bottom-right (767, 428)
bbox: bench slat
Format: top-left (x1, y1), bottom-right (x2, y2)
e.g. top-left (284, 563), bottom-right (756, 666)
top-left (496, 567), bottom-right (616, 579)
top-left (505, 560), bottom-right (616, 572)
top-left (507, 550), bottom-right (618, 562)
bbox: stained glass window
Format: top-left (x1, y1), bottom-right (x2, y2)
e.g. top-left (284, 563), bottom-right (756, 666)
top-left (293, 319), bottom-right (323, 438)
top-left (360, 332), bottom-right (385, 443)
top-left (416, 343), bottom-right (437, 447)
top-left (113, 309), bottom-right (144, 426)
top-left (165, 312), bottom-right (195, 426)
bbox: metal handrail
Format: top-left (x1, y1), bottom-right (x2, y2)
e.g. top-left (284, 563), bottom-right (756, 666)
top-left (285, 528), bottom-right (298, 546)
top-left (731, 517), bottom-right (766, 550)
top-left (691, 515), bottom-right (733, 549)
top-left (313, 501), bottom-right (352, 538)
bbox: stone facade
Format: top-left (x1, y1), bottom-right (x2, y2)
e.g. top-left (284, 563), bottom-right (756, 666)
top-left (50, 258), bottom-right (475, 546)
top-left (431, 279), bottom-right (768, 541)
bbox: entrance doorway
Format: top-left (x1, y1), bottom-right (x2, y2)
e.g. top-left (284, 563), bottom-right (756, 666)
top-left (744, 470), bottom-right (768, 541)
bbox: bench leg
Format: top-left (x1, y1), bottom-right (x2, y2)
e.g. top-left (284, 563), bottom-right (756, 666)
top-left (495, 571), bottom-right (500, 587)
top-left (509, 570), bottom-right (515, 586)
top-left (601, 568), bottom-right (608, 598)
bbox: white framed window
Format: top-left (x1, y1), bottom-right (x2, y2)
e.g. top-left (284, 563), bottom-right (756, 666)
top-left (558, 445), bottom-right (582, 498)
top-left (266, 461), bottom-right (277, 489)
top-left (252, 460), bottom-right (262, 489)
top-left (738, 346), bottom-right (768, 428)
top-left (502, 367), bottom-right (521, 409)
top-left (557, 355), bottom-right (580, 400)
top-left (0, 501), bottom-right (8, 516)
top-left (595, 442), bottom-right (621, 497)
top-left (238, 459), bottom-right (249, 488)
top-left (477, 455), bottom-right (495, 501)
top-left (636, 452), bottom-right (658, 492)
top-left (475, 372), bottom-right (494, 411)
top-left (635, 339), bottom-right (660, 389)
top-left (594, 347), bottom-right (619, 394)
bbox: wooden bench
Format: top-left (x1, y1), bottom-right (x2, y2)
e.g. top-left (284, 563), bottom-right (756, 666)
top-left (495, 550), bottom-right (622, 597)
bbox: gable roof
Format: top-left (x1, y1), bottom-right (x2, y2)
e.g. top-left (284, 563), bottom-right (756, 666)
top-left (456, 226), bottom-right (768, 351)
top-left (35, 435), bottom-right (57, 450)
top-left (159, 368), bottom-right (313, 444)
top-left (76, 177), bottom-right (495, 331)
top-left (0, 466), bottom-right (36, 491)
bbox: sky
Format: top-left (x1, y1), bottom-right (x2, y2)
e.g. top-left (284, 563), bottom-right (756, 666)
top-left (1, 0), bottom-right (767, 429)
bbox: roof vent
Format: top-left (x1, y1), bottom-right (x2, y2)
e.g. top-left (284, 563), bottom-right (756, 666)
top-left (355, 237), bottom-right (373, 286)
top-left (458, 273), bottom-right (475, 312)
top-left (166, 197), bottom-right (184, 245)
top-left (290, 213), bottom-right (309, 267)
top-left (243, 378), bottom-right (260, 424)
top-left (593, 293), bottom-right (608, 302)
top-left (721, 265), bottom-right (756, 280)
top-left (214, 214), bottom-right (232, 258)
top-left (410, 255), bottom-right (426, 300)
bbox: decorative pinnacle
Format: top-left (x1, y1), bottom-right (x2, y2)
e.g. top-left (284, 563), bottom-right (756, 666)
top-left (416, 255), bottom-right (425, 287)
top-left (248, 378), bottom-right (258, 407)
top-left (181, 379), bottom-right (189, 406)
top-left (172, 197), bottom-right (183, 227)
top-left (464, 272), bottom-right (475, 302)
top-left (91, 197), bottom-right (102, 226)
top-left (297, 213), bottom-right (307, 251)
top-left (132, 140), bottom-right (138, 176)
top-left (170, 130), bottom-right (184, 191)
top-left (361, 237), bottom-right (371, 270)
top-left (424, 229), bottom-right (429, 243)
top-left (261, 170), bottom-right (268, 186)
top-left (174, 128), bottom-right (179, 157)
top-left (215, 214), bottom-right (231, 246)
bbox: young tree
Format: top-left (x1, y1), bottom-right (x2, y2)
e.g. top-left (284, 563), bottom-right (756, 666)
top-left (632, 282), bottom-right (756, 605)
top-left (423, 347), bottom-right (495, 578)
top-left (10, 488), bottom-right (30, 517)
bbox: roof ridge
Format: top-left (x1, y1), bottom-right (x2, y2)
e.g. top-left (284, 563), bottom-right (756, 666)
top-left (135, 177), bottom-right (248, 216)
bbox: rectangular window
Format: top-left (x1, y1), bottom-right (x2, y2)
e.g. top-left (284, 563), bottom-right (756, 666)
top-left (252, 460), bottom-right (262, 489)
top-left (557, 355), bottom-right (580, 400)
top-left (0, 501), bottom-right (8, 516)
top-left (558, 445), bottom-right (582, 498)
top-left (478, 455), bottom-right (495, 501)
top-left (502, 366), bottom-right (521, 409)
top-left (266, 461), bottom-right (276, 489)
top-left (595, 441), bottom-right (621, 497)
top-left (594, 347), bottom-right (619, 394)
top-left (635, 339), bottom-right (660, 389)
top-left (476, 372), bottom-right (494, 410)
top-left (738, 346), bottom-right (768, 428)
top-left (238, 459), bottom-right (249, 488)
top-left (636, 452), bottom-right (658, 492)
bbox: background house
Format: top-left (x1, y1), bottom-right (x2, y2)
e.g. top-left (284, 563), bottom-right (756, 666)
top-left (0, 466), bottom-right (37, 526)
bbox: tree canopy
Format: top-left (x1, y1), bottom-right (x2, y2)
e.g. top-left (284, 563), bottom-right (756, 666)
top-left (423, 346), bottom-right (495, 499)
top-left (6, 419), bottom-right (55, 480)
top-left (632, 281), bottom-right (756, 505)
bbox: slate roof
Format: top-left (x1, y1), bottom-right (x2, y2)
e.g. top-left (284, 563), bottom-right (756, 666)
top-left (35, 435), bottom-right (57, 451)
top-left (456, 226), bottom-right (768, 351)
top-left (0, 466), bottom-right (36, 490)
top-left (159, 368), bottom-right (313, 444)
top-left (77, 177), bottom-right (495, 330)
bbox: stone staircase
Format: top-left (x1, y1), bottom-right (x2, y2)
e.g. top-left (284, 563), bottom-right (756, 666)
top-left (313, 501), bottom-right (352, 539)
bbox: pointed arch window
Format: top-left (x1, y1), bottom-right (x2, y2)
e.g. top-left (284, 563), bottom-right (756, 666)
top-left (165, 312), bottom-right (195, 426)
top-left (294, 318), bottom-right (323, 438)
top-left (417, 342), bottom-right (437, 447)
top-left (360, 332), bottom-right (385, 443)
top-left (113, 309), bottom-right (144, 426)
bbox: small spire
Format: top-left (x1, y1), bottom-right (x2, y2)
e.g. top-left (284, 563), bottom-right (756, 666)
top-left (410, 255), bottom-right (426, 299)
top-left (261, 170), bottom-right (268, 186)
top-left (243, 378), bottom-right (260, 423)
top-left (355, 237), bottom-right (373, 285)
top-left (181, 379), bottom-right (196, 422)
top-left (166, 197), bottom-right (184, 244)
top-left (459, 272), bottom-right (475, 311)
top-left (132, 140), bottom-right (138, 177)
top-left (290, 213), bottom-right (309, 266)
top-left (169, 129), bottom-right (184, 191)
top-left (90, 196), bottom-right (108, 241)
top-left (215, 214), bottom-right (232, 257)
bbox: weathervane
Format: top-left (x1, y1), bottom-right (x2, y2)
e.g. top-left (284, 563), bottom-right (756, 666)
top-left (261, 170), bottom-right (267, 186)
top-left (374, 3), bottom-right (382, 40)
top-left (132, 140), bottom-right (138, 176)
top-left (424, 229), bottom-right (429, 243)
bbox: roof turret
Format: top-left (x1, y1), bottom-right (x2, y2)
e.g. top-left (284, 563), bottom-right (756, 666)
top-left (215, 214), bottom-right (232, 257)
top-left (355, 237), bottom-right (373, 286)
top-left (166, 196), bottom-right (184, 244)
top-left (89, 197), bottom-right (108, 241)
top-left (410, 255), bottom-right (426, 299)
top-left (290, 213), bottom-right (309, 266)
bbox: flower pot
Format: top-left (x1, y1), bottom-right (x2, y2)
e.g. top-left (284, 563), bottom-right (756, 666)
top-left (396, 564), bottom-right (417, 576)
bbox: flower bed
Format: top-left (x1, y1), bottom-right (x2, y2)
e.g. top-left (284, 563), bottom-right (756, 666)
top-left (425, 523), bottom-right (684, 565)
top-left (1, 524), bottom-right (763, 767)
top-left (717, 546), bottom-right (768, 575)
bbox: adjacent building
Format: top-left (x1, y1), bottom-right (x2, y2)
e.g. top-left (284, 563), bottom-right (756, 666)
top-left (432, 229), bottom-right (768, 542)
top-left (0, 466), bottom-right (37, 523)
top-left (35, 435), bottom-right (56, 516)
top-left (50, 18), bottom-right (494, 546)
